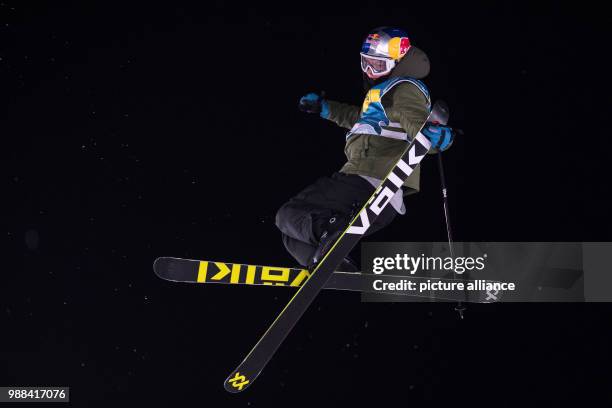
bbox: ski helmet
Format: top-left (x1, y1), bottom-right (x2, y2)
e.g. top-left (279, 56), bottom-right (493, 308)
top-left (360, 27), bottom-right (411, 78)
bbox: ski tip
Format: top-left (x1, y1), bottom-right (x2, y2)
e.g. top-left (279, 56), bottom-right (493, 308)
top-left (152, 257), bottom-right (170, 279)
top-left (434, 99), bottom-right (449, 112)
top-left (224, 370), bottom-right (254, 393)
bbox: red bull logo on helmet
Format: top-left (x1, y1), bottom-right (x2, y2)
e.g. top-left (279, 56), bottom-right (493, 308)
top-left (388, 36), bottom-right (411, 60)
top-left (362, 33), bottom-right (381, 53)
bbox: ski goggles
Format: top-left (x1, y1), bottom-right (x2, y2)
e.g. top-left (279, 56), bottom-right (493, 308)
top-left (360, 53), bottom-right (396, 77)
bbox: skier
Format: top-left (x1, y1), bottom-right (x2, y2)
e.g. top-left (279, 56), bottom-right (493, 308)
top-left (275, 27), bottom-right (455, 270)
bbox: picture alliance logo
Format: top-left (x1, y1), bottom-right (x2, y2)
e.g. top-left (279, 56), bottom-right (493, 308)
top-left (372, 253), bottom-right (488, 275)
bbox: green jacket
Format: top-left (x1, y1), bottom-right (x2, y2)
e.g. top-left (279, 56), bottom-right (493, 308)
top-left (326, 81), bottom-right (430, 195)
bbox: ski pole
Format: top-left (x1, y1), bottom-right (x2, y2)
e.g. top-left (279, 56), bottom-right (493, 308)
top-left (436, 151), bottom-right (466, 319)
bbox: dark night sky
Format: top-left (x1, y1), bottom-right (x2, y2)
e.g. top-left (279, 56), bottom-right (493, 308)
top-left (2, 1), bottom-right (610, 406)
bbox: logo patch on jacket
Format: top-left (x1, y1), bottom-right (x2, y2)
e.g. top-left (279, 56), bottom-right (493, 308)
top-left (362, 89), bottom-right (381, 112)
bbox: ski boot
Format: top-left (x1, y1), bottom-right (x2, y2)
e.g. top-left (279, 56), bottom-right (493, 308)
top-left (311, 215), bottom-right (360, 273)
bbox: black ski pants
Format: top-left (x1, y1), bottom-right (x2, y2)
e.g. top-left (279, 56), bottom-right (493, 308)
top-left (275, 172), bottom-right (397, 266)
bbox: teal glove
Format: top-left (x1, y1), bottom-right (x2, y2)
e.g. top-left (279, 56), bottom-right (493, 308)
top-left (298, 92), bottom-right (329, 119)
top-left (422, 123), bottom-right (456, 152)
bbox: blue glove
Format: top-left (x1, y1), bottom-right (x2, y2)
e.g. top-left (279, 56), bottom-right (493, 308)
top-left (298, 92), bottom-right (329, 119)
top-left (421, 123), bottom-right (456, 152)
